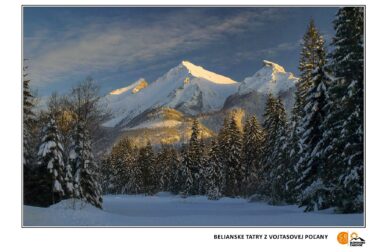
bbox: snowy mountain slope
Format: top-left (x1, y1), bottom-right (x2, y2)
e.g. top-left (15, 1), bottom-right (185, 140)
top-left (117, 107), bottom-right (214, 146)
top-left (109, 78), bottom-right (149, 95)
top-left (103, 61), bottom-right (239, 128)
top-left (223, 60), bottom-right (298, 121)
top-left (181, 61), bottom-right (236, 84)
top-left (238, 60), bottom-right (298, 95)
top-left (98, 60), bottom-right (298, 151)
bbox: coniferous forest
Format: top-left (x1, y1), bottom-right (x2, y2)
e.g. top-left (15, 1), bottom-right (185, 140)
top-left (23, 7), bottom-right (364, 214)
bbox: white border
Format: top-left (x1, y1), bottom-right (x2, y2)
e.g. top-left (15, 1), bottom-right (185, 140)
top-left (1, 0), bottom-right (377, 251)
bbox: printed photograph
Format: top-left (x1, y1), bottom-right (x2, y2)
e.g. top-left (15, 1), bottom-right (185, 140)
top-left (22, 6), bottom-right (364, 226)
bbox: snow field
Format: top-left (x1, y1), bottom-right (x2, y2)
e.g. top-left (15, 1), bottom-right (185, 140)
top-left (23, 193), bottom-right (363, 226)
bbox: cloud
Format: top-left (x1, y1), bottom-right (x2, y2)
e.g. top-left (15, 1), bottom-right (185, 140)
top-left (24, 8), bottom-right (284, 88)
top-left (233, 39), bottom-right (301, 64)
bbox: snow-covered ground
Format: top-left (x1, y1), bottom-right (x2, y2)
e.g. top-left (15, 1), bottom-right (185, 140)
top-left (23, 193), bottom-right (364, 226)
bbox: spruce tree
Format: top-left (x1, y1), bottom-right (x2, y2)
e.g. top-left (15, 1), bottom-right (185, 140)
top-left (260, 94), bottom-right (278, 197)
top-left (260, 95), bottom-right (291, 204)
top-left (109, 137), bottom-right (136, 194)
top-left (187, 119), bottom-right (203, 194)
top-left (269, 99), bottom-right (290, 205)
top-left (23, 63), bottom-right (36, 167)
top-left (63, 163), bottom-right (74, 198)
top-left (295, 19), bottom-right (326, 118)
top-left (36, 118), bottom-right (66, 205)
top-left (138, 141), bottom-right (156, 195)
top-left (295, 61), bottom-right (331, 211)
top-left (70, 122), bottom-right (102, 208)
top-left (217, 116), bottom-right (230, 195)
top-left (289, 19), bottom-right (327, 194)
top-left (156, 144), bottom-right (177, 192)
top-left (321, 7), bottom-right (364, 213)
top-left (166, 147), bottom-right (180, 193)
top-left (242, 115), bottom-right (264, 197)
top-left (180, 145), bottom-right (193, 197)
top-left (224, 114), bottom-right (243, 197)
top-left (206, 140), bottom-right (223, 200)
top-left (23, 62), bottom-right (38, 205)
top-left (171, 147), bottom-right (184, 194)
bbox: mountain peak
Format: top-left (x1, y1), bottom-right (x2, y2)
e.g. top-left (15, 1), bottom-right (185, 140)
top-left (109, 78), bottom-right (147, 95)
top-left (262, 60), bottom-right (286, 73)
top-left (180, 61), bottom-right (237, 84)
top-left (238, 61), bottom-right (297, 95)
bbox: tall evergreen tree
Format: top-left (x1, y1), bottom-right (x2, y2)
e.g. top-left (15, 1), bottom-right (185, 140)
top-left (295, 39), bottom-right (330, 211)
top-left (109, 137), bottom-right (136, 193)
top-left (206, 140), bottom-right (224, 200)
top-left (138, 141), bottom-right (156, 195)
top-left (36, 118), bottom-right (66, 205)
top-left (23, 63), bottom-right (36, 167)
top-left (321, 7), bottom-right (364, 213)
top-left (23, 62), bottom-right (39, 205)
top-left (70, 122), bottom-right (103, 208)
top-left (268, 99), bottom-right (290, 205)
top-left (260, 95), bottom-right (291, 204)
top-left (295, 19), bottom-right (326, 119)
top-left (187, 119), bottom-right (203, 194)
top-left (260, 94), bottom-right (278, 197)
top-left (289, 19), bottom-right (327, 189)
top-left (67, 78), bottom-right (107, 208)
top-left (217, 116), bottom-right (230, 195)
top-left (156, 144), bottom-right (179, 192)
top-left (223, 114), bottom-right (243, 197)
top-left (242, 115), bottom-right (265, 197)
top-left (170, 148), bottom-right (182, 194)
top-left (180, 145), bottom-right (193, 197)
top-left (165, 147), bottom-right (180, 192)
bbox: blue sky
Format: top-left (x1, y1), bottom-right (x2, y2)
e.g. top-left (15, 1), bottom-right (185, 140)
top-left (23, 7), bottom-right (338, 96)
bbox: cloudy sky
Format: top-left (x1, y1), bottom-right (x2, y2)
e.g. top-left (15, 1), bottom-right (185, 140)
top-left (23, 7), bottom-right (338, 96)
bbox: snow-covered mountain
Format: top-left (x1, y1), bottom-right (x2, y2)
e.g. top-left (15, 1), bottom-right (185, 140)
top-left (103, 61), bottom-right (238, 128)
top-left (98, 60), bottom-right (298, 149)
top-left (223, 60), bottom-right (298, 122)
top-left (238, 60), bottom-right (298, 95)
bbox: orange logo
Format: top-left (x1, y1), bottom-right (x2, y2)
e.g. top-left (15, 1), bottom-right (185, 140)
top-left (337, 232), bottom-right (349, 245)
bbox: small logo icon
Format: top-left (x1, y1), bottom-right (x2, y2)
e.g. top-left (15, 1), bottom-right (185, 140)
top-left (350, 232), bottom-right (365, 247)
top-left (337, 232), bottom-right (349, 245)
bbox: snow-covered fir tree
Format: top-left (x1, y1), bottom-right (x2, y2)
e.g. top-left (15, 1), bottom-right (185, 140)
top-left (63, 163), bottom-right (74, 198)
top-left (138, 141), bottom-right (156, 195)
top-left (269, 98), bottom-right (291, 205)
top-left (260, 94), bottom-right (278, 197)
top-left (295, 57), bottom-right (331, 211)
top-left (36, 118), bottom-right (66, 205)
top-left (223, 114), bottom-right (243, 197)
top-left (187, 119), bottom-right (203, 194)
top-left (180, 145), bottom-right (193, 197)
top-left (23, 62), bottom-right (39, 205)
top-left (23, 63), bottom-right (36, 168)
top-left (206, 140), bottom-right (224, 200)
top-left (170, 147), bottom-right (184, 194)
top-left (109, 137), bottom-right (136, 194)
top-left (320, 7), bottom-right (364, 213)
top-left (156, 144), bottom-right (178, 192)
top-left (217, 116), bottom-right (230, 195)
top-left (70, 122), bottom-right (103, 208)
top-left (289, 19), bottom-right (326, 190)
top-left (164, 147), bottom-right (180, 192)
top-left (295, 19), bottom-right (326, 119)
top-left (242, 115), bottom-right (265, 197)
